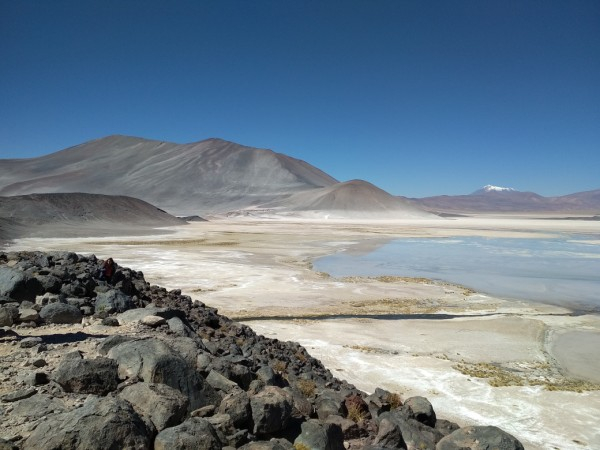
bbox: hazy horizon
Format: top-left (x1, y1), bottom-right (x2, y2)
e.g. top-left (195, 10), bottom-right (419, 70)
top-left (1, 1), bottom-right (598, 198)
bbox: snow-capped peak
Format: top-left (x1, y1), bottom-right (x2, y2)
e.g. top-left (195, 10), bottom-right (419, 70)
top-left (482, 185), bottom-right (515, 192)
top-left (471, 185), bottom-right (517, 195)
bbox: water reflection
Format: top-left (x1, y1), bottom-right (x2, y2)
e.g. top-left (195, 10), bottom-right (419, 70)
top-left (314, 236), bottom-right (600, 311)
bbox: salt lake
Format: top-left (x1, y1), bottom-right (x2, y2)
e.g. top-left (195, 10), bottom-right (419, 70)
top-left (314, 235), bottom-right (600, 312)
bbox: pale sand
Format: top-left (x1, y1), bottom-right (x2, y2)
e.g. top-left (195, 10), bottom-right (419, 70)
top-left (6, 215), bottom-right (600, 450)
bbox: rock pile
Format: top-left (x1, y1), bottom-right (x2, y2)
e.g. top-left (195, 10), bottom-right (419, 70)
top-left (0, 251), bottom-right (524, 449)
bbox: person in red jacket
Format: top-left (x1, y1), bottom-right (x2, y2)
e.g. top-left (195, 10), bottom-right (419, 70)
top-left (99, 257), bottom-right (115, 283)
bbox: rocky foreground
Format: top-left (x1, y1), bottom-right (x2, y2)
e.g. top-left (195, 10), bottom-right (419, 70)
top-left (0, 251), bottom-right (524, 450)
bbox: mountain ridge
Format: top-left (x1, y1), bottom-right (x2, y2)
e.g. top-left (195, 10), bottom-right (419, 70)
top-left (2, 135), bottom-right (597, 216)
top-left (413, 187), bottom-right (600, 213)
top-left (0, 136), bottom-right (339, 216)
top-left (0, 192), bottom-right (186, 240)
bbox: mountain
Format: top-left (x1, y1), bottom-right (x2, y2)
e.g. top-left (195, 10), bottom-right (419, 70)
top-left (256, 180), bottom-right (435, 219)
top-left (0, 193), bottom-right (186, 240)
top-left (471, 185), bottom-right (516, 195)
top-left (0, 135), bottom-right (338, 216)
top-left (413, 186), bottom-right (600, 214)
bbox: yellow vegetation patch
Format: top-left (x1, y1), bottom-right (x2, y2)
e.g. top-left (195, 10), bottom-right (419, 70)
top-left (346, 403), bottom-right (368, 423)
top-left (348, 298), bottom-right (442, 315)
top-left (453, 362), bottom-right (600, 392)
top-left (88, 238), bottom-right (239, 246)
top-left (345, 344), bottom-right (394, 355)
top-left (296, 379), bottom-right (316, 397)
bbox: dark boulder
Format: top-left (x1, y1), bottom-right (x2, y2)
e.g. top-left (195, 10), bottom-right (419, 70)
top-left (405, 395), bottom-right (436, 427)
top-left (435, 419), bottom-right (461, 437)
top-left (154, 417), bottom-right (222, 450)
top-left (436, 425), bottom-right (525, 450)
top-left (293, 419), bottom-right (345, 450)
top-left (95, 289), bottom-right (134, 314)
top-left (167, 316), bottom-right (196, 337)
top-left (218, 389), bottom-right (252, 429)
top-left (60, 280), bottom-right (88, 298)
top-left (0, 267), bottom-right (43, 301)
top-left (287, 387), bottom-right (314, 419)
top-left (22, 396), bottom-right (153, 450)
top-left (250, 386), bottom-right (293, 435)
top-left (213, 359), bottom-right (253, 390)
top-left (365, 387), bottom-right (397, 418)
top-left (19, 337), bottom-right (42, 348)
top-left (315, 390), bottom-right (346, 420)
top-left (325, 414), bottom-right (366, 440)
top-left (39, 302), bottom-right (82, 324)
top-left (373, 417), bottom-right (406, 448)
top-left (238, 439), bottom-right (293, 450)
top-left (96, 334), bottom-right (136, 355)
top-left (18, 304), bottom-right (39, 323)
top-left (35, 274), bottom-right (62, 294)
top-left (207, 369), bottom-right (240, 393)
top-left (375, 409), bottom-right (443, 450)
top-left (0, 305), bottom-right (18, 326)
top-left (108, 337), bottom-right (219, 410)
top-left (53, 356), bottom-right (119, 395)
top-left (0, 439), bottom-right (17, 450)
top-left (11, 393), bottom-right (65, 420)
top-left (119, 382), bottom-right (189, 432)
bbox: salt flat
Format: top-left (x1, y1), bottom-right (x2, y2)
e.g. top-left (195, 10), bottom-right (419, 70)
top-left (7, 215), bottom-right (600, 450)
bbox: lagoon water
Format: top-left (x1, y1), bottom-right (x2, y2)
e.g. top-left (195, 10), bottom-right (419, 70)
top-left (314, 236), bottom-right (600, 311)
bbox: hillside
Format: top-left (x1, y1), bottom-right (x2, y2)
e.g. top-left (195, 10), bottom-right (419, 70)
top-left (0, 193), bottom-right (186, 240)
top-left (259, 180), bottom-right (435, 219)
top-left (0, 136), bottom-right (338, 216)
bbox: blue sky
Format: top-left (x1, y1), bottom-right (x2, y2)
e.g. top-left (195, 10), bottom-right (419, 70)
top-left (1, 1), bottom-right (598, 197)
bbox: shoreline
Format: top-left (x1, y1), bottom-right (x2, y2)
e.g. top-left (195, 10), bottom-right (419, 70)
top-left (5, 215), bottom-right (600, 450)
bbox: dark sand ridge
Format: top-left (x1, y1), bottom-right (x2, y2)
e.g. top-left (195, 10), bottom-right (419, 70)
top-left (0, 193), bottom-right (186, 242)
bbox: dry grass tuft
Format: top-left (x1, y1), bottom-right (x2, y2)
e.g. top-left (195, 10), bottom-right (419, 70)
top-left (346, 403), bottom-right (368, 423)
top-left (296, 379), bottom-right (316, 398)
top-left (385, 392), bottom-right (403, 409)
top-left (294, 443), bottom-right (310, 450)
top-left (271, 359), bottom-right (287, 373)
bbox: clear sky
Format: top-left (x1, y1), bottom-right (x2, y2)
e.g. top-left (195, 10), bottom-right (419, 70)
top-left (1, 1), bottom-right (598, 197)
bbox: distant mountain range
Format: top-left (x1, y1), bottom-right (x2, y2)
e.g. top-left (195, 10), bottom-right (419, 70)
top-left (1, 136), bottom-right (598, 218)
top-left (412, 185), bottom-right (600, 213)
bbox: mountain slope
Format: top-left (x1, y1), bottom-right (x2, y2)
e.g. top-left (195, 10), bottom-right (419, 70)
top-left (0, 136), bottom-right (338, 215)
top-left (259, 180), bottom-right (435, 219)
top-left (0, 193), bottom-right (186, 240)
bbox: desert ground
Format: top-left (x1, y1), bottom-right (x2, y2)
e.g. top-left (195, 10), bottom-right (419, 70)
top-left (6, 214), bottom-right (600, 450)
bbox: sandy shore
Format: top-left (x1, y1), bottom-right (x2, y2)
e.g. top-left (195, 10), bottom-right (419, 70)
top-left (6, 215), bottom-right (600, 450)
